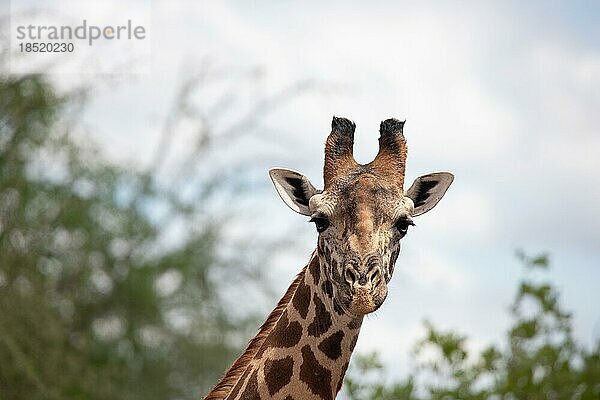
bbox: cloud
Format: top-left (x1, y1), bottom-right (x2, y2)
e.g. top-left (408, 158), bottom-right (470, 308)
top-left (401, 248), bottom-right (471, 294)
top-left (529, 43), bottom-right (600, 137)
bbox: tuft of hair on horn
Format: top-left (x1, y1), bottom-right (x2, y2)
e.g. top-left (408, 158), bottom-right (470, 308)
top-left (379, 118), bottom-right (405, 137)
top-left (331, 116), bottom-right (356, 135)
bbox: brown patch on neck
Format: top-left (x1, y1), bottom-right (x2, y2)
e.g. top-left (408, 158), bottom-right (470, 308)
top-left (336, 362), bottom-right (350, 393)
top-left (347, 318), bottom-right (362, 330)
top-left (264, 356), bottom-right (294, 396)
top-left (308, 255), bottom-right (321, 285)
top-left (299, 344), bottom-right (334, 400)
top-left (202, 262), bottom-right (309, 400)
top-left (256, 311), bottom-right (302, 358)
top-left (308, 293), bottom-right (333, 337)
top-left (238, 370), bottom-right (259, 399)
top-left (318, 330), bottom-right (345, 360)
top-left (292, 278), bottom-right (311, 319)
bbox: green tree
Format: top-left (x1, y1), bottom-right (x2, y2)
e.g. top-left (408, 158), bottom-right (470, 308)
top-left (0, 68), bottom-right (280, 399)
top-left (345, 252), bottom-right (600, 399)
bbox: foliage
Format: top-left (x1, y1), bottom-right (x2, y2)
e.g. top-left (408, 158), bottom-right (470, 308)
top-left (345, 252), bottom-right (600, 399)
top-left (0, 70), bottom-right (276, 399)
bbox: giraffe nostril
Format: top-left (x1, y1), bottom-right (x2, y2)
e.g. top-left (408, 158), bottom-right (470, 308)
top-left (367, 266), bottom-right (382, 288)
top-left (371, 269), bottom-right (382, 288)
top-left (345, 266), bottom-right (358, 286)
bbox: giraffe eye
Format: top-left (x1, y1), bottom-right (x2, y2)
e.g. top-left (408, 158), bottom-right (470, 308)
top-left (309, 216), bottom-right (330, 233)
top-left (395, 218), bottom-right (414, 236)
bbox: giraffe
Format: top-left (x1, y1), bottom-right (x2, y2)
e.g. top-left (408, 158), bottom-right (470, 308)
top-left (203, 117), bottom-right (454, 400)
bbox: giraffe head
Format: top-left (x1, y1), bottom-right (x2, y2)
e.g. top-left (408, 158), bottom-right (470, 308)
top-left (270, 117), bottom-right (453, 316)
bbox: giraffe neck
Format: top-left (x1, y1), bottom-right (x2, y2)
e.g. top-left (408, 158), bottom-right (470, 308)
top-left (205, 251), bottom-right (363, 400)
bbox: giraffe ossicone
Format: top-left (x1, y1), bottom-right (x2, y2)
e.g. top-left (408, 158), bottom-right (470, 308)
top-left (204, 117), bottom-right (454, 400)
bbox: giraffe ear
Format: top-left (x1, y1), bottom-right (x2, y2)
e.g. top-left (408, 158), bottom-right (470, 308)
top-left (269, 168), bottom-right (320, 216)
top-left (405, 172), bottom-right (454, 216)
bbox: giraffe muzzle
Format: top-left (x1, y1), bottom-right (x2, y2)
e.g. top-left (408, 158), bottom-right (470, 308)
top-left (344, 262), bottom-right (384, 315)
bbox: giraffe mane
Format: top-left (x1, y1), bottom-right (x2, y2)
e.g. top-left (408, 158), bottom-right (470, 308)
top-left (203, 263), bottom-right (309, 400)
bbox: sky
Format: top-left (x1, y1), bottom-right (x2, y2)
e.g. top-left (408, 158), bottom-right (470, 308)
top-left (7, 0), bottom-right (600, 384)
